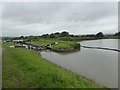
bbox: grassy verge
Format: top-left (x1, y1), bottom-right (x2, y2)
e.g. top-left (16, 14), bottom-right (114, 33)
top-left (2, 43), bottom-right (102, 88)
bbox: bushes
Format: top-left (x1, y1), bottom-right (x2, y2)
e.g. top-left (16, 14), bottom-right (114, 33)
top-left (71, 42), bottom-right (80, 49)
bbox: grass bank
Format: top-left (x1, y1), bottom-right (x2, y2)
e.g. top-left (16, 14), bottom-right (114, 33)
top-left (52, 41), bottom-right (80, 49)
top-left (2, 42), bottom-right (102, 88)
top-left (27, 38), bottom-right (80, 50)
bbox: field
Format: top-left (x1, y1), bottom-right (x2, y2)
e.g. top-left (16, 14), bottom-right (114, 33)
top-left (2, 42), bottom-right (102, 88)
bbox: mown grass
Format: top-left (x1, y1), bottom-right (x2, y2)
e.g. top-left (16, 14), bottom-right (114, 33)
top-left (2, 43), bottom-right (103, 88)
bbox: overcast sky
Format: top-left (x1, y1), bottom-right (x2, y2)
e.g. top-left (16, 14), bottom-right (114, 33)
top-left (2, 2), bottom-right (118, 37)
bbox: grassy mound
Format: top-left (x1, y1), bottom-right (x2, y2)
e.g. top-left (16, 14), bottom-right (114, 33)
top-left (52, 41), bottom-right (80, 49)
top-left (28, 39), bottom-right (80, 50)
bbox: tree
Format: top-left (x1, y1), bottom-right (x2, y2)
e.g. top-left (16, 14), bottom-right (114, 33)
top-left (114, 31), bottom-right (120, 36)
top-left (118, 32), bottom-right (120, 36)
top-left (50, 33), bottom-right (56, 38)
top-left (60, 31), bottom-right (69, 37)
top-left (20, 36), bottom-right (24, 39)
top-left (96, 32), bottom-right (104, 37)
top-left (41, 34), bottom-right (49, 38)
top-left (54, 32), bottom-right (60, 38)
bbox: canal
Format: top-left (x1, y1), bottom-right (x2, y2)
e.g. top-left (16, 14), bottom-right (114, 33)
top-left (40, 39), bottom-right (119, 88)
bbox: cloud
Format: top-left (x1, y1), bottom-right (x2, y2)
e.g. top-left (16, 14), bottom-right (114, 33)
top-left (2, 2), bottom-right (118, 37)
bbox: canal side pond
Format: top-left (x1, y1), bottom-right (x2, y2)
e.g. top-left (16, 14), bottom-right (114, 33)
top-left (40, 39), bottom-right (119, 88)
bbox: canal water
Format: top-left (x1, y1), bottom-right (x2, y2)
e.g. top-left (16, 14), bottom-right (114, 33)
top-left (40, 39), bottom-right (119, 88)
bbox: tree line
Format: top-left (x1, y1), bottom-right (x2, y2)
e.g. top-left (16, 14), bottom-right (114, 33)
top-left (8, 31), bottom-right (120, 41)
top-left (38, 31), bottom-right (105, 38)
